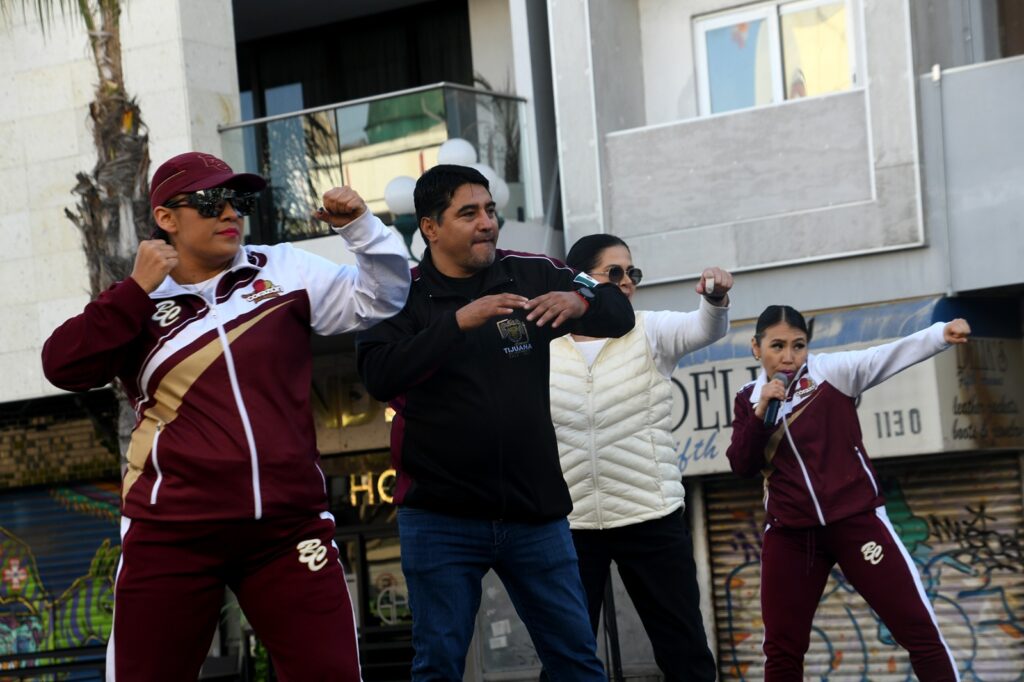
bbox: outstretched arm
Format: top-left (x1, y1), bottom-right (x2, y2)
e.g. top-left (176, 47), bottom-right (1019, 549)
top-left (305, 187), bottom-right (412, 334)
top-left (647, 299), bottom-right (730, 377)
top-left (816, 319), bottom-right (971, 397)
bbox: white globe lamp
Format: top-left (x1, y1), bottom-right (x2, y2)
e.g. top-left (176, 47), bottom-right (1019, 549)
top-left (437, 138), bottom-right (478, 166)
top-left (383, 176), bottom-right (417, 216)
top-left (469, 163), bottom-right (499, 193)
top-left (492, 177), bottom-right (510, 211)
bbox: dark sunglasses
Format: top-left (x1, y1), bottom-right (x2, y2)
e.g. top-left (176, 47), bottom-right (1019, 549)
top-left (591, 264), bottom-right (643, 285)
top-left (163, 188), bottom-right (258, 218)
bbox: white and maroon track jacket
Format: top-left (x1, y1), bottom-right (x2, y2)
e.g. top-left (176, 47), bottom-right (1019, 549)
top-left (42, 211), bottom-right (410, 522)
top-left (726, 322), bottom-right (950, 529)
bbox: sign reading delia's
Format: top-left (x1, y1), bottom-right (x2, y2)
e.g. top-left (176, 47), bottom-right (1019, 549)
top-left (670, 336), bottom-right (1024, 478)
top-left (939, 339), bottom-right (1024, 449)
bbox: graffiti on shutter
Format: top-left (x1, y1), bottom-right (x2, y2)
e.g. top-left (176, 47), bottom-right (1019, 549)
top-left (0, 482), bottom-right (121, 656)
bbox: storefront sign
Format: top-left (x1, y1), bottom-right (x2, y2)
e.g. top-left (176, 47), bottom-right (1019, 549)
top-left (672, 335), bottom-right (1024, 477)
top-left (939, 339), bottom-right (1024, 449)
top-left (348, 468), bottom-right (397, 506)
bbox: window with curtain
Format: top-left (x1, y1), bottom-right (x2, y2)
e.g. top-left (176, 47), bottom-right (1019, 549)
top-left (695, 0), bottom-right (856, 116)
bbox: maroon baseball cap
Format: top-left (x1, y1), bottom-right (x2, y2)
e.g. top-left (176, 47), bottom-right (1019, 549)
top-left (150, 152), bottom-right (266, 210)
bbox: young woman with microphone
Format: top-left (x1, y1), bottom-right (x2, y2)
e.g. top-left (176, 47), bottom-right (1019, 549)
top-left (726, 304), bottom-right (970, 681)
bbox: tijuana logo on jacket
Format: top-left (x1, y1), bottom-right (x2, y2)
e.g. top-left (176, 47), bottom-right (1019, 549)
top-left (497, 318), bottom-right (533, 357)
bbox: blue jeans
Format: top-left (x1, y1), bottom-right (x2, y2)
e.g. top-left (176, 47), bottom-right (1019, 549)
top-left (398, 507), bottom-right (606, 681)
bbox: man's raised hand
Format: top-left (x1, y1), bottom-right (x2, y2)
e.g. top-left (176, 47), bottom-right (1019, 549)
top-left (524, 291), bottom-right (588, 329)
top-left (456, 294), bottom-right (529, 331)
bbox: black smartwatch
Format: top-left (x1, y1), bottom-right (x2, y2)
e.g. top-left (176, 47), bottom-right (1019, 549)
top-left (575, 286), bottom-right (594, 310)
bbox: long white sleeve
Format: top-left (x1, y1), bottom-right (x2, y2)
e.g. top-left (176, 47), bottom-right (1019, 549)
top-left (813, 321), bottom-right (949, 397)
top-left (645, 297), bottom-right (730, 378)
top-left (293, 210), bottom-right (411, 334)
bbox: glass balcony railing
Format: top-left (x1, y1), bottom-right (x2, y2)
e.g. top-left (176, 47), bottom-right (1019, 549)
top-left (219, 82), bottom-right (530, 244)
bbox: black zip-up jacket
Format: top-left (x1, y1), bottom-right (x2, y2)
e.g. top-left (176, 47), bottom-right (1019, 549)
top-left (356, 248), bottom-right (635, 522)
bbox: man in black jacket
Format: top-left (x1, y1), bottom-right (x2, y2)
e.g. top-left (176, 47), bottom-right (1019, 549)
top-left (357, 165), bottom-right (633, 680)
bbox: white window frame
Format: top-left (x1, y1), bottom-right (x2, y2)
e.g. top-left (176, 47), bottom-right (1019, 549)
top-left (695, 0), bottom-right (857, 117)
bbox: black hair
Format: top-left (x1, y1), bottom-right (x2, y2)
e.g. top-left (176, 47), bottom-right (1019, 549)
top-left (754, 305), bottom-right (812, 344)
top-left (564, 234), bottom-right (630, 273)
top-left (151, 226), bottom-right (172, 244)
top-left (413, 164), bottom-right (490, 223)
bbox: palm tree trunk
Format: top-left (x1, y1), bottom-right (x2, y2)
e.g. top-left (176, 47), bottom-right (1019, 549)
top-left (5, 0), bottom-right (157, 470)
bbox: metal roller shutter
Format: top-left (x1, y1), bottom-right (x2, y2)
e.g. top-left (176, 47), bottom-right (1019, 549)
top-left (705, 452), bottom-right (1024, 680)
top-left (0, 481), bottom-right (120, 679)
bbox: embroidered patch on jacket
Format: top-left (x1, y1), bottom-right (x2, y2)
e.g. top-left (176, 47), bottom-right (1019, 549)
top-left (243, 279), bottom-right (284, 303)
top-left (793, 375), bottom-right (817, 398)
top-left (573, 272), bottom-right (599, 288)
top-left (497, 318), bottom-right (533, 358)
top-left (152, 300), bottom-right (182, 327)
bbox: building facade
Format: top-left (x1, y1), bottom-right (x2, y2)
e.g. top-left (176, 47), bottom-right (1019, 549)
top-left (545, 0), bottom-right (1024, 679)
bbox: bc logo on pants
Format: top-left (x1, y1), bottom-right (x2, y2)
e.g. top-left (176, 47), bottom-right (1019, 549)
top-left (297, 539), bottom-right (328, 571)
top-left (860, 541), bottom-right (884, 565)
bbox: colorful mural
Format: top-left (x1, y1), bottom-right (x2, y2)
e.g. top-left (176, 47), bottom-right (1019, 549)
top-left (0, 483), bottom-right (120, 673)
top-left (716, 467), bottom-right (1024, 681)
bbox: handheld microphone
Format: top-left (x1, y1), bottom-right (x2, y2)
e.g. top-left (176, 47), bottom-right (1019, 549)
top-left (763, 372), bottom-right (792, 428)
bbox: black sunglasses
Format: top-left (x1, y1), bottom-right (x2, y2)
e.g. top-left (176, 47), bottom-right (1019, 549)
top-left (591, 265), bottom-right (643, 285)
top-left (163, 188), bottom-right (258, 218)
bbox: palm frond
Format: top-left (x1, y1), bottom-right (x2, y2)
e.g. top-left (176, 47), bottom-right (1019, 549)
top-left (0, 0), bottom-right (85, 35)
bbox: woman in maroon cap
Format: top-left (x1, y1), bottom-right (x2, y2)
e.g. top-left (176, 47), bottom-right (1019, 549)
top-left (42, 151), bottom-right (412, 681)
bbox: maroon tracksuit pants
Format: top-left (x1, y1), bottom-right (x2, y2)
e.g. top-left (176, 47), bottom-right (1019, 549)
top-left (106, 512), bottom-right (361, 681)
top-left (760, 507), bottom-right (958, 681)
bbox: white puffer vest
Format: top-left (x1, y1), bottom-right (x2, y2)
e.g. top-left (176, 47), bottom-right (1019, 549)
top-left (550, 311), bottom-right (684, 530)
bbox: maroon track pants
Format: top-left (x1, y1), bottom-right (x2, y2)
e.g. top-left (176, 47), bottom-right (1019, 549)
top-left (106, 512), bottom-right (361, 681)
top-left (760, 507), bottom-right (958, 681)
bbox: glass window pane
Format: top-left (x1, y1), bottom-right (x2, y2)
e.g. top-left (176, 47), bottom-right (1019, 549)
top-left (264, 82), bottom-right (303, 116)
top-left (337, 89), bottom-right (447, 217)
top-left (365, 536), bottom-right (411, 627)
top-left (705, 18), bottom-right (775, 114)
top-left (263, 110), bottom-right (341, 242)
top-left (445, 87), bottom-right (527, 221)
top-left (781, 2), bottom-right (851, 100)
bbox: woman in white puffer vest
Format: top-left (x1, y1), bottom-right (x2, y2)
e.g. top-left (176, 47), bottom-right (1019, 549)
top-left (549, 234), bottom-right (731, 681)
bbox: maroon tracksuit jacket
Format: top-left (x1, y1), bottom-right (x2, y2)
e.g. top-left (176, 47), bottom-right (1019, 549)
top-left (726, 322), bottom-right (960, 681)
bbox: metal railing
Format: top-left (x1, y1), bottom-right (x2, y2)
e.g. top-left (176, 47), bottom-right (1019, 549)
top-left (219, 83), bottom-right (530, 245)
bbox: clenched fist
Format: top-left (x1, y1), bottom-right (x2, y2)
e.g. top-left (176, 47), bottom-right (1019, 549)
top-left (131, 240), bottom-right (179, 293)
top-left (696, 266), bottom-right (734, 305)
top-left (754, 375), bottom-right (788, 419)
top-left (314, 186), bottom-right (368, 229)
top-left (943, 318), bottom-right (971, 344)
